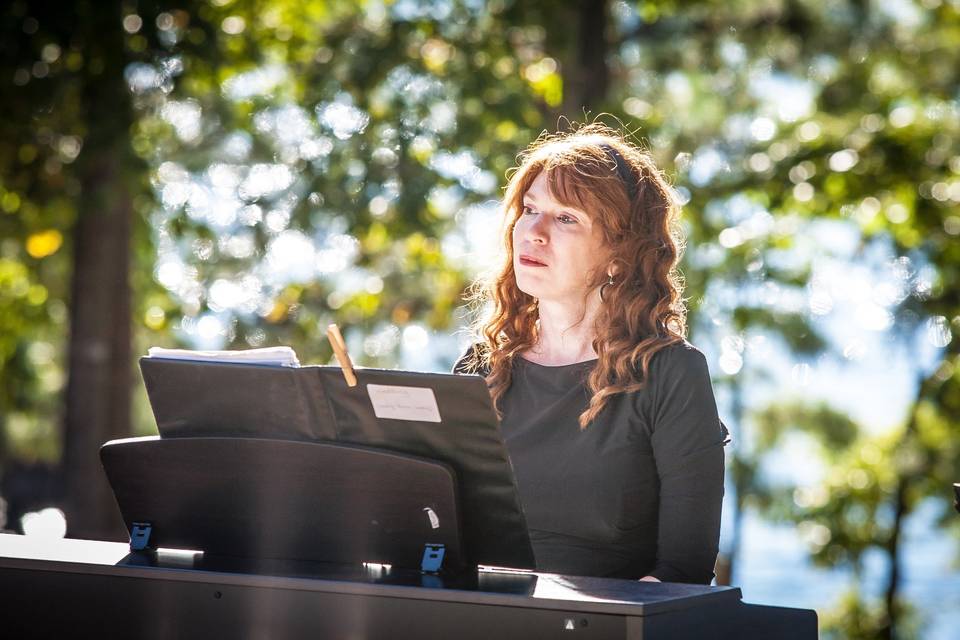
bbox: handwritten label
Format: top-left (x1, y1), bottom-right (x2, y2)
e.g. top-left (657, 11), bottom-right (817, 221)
top-left (366, 384), bottom-right (441, 423)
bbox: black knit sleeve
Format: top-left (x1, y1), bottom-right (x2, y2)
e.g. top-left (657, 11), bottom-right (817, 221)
top-left (646, 344), bottom-right (728, 584)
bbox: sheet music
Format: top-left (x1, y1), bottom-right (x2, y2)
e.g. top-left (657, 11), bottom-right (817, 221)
top-left (146, 346), bottom-right (301, 367)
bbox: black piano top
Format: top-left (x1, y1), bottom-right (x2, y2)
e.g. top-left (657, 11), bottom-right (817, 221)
top-left (0, 533), bottom-right (741, 617)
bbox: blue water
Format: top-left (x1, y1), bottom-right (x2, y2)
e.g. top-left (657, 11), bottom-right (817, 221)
top-left (734, 501), bottom-right (960, 639)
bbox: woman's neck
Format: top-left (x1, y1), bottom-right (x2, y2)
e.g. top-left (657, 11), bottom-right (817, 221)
top-left (522, 297), bottom-right (601, 366)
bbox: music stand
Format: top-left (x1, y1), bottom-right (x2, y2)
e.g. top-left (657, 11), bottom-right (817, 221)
top-left (101, 436), bottom-right (463, 573)
top-left (101, 357), bottom-right (535, 575)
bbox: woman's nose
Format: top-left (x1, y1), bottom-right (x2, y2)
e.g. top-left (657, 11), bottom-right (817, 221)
top-left (526, 214), bottom-right (549, 243)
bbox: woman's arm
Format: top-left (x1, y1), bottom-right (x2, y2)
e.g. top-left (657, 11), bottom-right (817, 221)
top-left (646, 346), bottom-right (728, 584)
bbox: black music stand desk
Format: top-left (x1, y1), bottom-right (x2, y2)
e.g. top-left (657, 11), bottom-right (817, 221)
top-left (0, 533), bottom-right (818, 639)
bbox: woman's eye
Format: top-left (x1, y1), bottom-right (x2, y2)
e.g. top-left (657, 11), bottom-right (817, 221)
top-left (557, 214), bottom-right (577, 225)
top-left (522, 205), bottom-right (537, 215)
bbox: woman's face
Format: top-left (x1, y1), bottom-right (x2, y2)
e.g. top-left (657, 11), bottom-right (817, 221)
top-left (512, 171), bottom-right (611, 304)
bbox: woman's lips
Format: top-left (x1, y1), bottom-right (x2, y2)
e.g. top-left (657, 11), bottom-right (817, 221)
top-left (518, 255), bottom-right (547, 267)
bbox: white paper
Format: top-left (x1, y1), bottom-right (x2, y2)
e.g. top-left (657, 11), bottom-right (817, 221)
top-left (366, 384), bottom-right (442, 423)
top-left (146, 346), bottom-right (300, 367)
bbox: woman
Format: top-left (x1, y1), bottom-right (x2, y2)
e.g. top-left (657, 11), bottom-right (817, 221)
top-left (454, 124), bottom-right (728, 584)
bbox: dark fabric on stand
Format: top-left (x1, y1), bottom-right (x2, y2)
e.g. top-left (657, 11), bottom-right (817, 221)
top-left (454, 342), bottom-right (727, 584)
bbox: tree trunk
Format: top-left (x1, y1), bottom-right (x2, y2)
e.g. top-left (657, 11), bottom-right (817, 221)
top-left (562, 0), bottom-right (610, 117)
top-left (60, 0), bottom-right (133, 541)
top-left (719, 378), bottom-right (746, 586)
top-left (880, 477), bottom-right (907, 640)
top-left (878, 374), bottom-right (926, 639)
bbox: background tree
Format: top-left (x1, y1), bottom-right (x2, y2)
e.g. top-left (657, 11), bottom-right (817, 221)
top-left (1, 0), bottom-right (147, 539)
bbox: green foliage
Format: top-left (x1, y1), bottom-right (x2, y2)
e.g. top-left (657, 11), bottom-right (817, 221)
top-left (2, 0), bottom-right (960, 635)
top-left (753, 401), bottom-right (860, 456)
top-left (748, 390), bottom-right (960, 635)
top-left (0, 1), bottom-right (92, 461)
top-left (821, 590), bottom-right (921, 640)
top-left (127, 0), bottom-right (556, 374)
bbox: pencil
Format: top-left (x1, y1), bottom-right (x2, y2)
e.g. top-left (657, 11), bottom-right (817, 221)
top-left (326, 323), bottom-right (357, 387)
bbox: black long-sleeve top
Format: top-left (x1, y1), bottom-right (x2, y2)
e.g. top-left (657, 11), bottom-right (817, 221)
top-left (454, 341), bottom-right (728, 584)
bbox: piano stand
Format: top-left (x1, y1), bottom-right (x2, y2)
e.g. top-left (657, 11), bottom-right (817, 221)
top-left (0, 534), bottom-right (817, 639)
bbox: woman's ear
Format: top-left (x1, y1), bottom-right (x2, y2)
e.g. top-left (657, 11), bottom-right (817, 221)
top-left (607, 262), bottom-right (621, 278)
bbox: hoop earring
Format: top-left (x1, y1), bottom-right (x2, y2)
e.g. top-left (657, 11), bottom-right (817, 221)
top-left (598, 273), bottom-right (615, 303)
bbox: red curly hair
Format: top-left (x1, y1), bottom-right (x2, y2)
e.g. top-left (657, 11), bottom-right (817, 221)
top-left (465, 123), bottom-right (687, 428)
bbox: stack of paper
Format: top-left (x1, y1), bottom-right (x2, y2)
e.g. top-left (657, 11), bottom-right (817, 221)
top-left (146, 346), bottom-right (301, 367)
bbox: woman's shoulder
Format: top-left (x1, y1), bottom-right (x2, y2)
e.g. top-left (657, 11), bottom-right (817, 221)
top-left (451, 342), bottom-right (491, 376)
top-left (632, 339), bottom-right (711, 403)
top-left (649, 339), bottom-right (708, 372)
